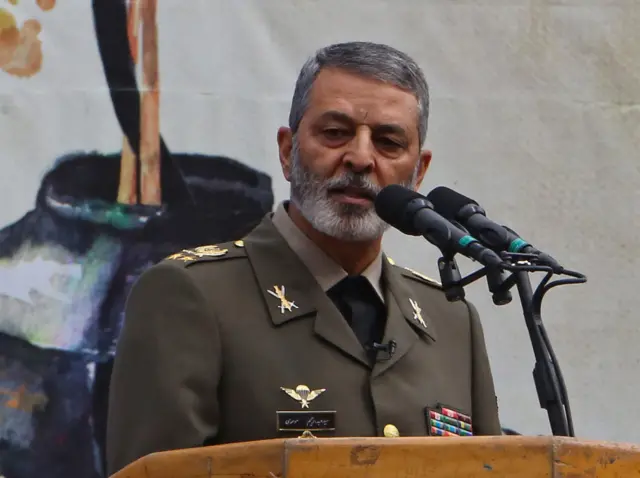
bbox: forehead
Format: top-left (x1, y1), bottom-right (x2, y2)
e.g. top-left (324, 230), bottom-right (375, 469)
top-left (305, 68), bottom-right (420, 129)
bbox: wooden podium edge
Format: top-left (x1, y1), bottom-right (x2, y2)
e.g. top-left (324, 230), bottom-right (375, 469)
top-left (553, 437), bottom-right (640, 476)
top-left (112, 436), bottom-right (640, 478)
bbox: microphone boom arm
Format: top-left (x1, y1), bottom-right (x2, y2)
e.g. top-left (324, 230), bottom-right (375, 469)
top-left (437, 252), bottom-right (585, 437)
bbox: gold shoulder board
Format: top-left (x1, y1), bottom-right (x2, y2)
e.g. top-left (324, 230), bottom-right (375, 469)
top-left (164, 240), bottom-right (246, 265)
top-left (404, 267), bottom-right (442, 288)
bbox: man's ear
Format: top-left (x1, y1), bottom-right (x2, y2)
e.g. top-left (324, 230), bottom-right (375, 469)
top-left (277, 127), bottom-right (294, 181)
top-left (413, 149), bottom-right (432, 190)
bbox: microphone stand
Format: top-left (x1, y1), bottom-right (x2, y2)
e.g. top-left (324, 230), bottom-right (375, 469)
top-left (437, 254), bottom-right (465, 302)
top-left (437, 251), bottom-right (585, 437)
top-left (514, 270), bottom-right (570, 436)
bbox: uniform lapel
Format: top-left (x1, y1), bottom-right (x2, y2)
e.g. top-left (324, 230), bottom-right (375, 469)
top-left (243, 215), bottom-right (370, 367)
top-left (372, 256), bottom-right (438, 378)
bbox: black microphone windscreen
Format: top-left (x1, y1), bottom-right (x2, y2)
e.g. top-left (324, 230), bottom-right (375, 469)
top-left (426, 186), bottom-right (478, 220)
top-left (375, 184), bottom-right (423, 235)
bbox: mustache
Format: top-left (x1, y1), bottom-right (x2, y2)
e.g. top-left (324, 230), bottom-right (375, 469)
top-left (325, 172), bottom-right (382, 197)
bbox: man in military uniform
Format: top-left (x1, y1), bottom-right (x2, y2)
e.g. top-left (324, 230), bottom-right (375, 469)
top-left (106, 41), bottom-right (502, 475)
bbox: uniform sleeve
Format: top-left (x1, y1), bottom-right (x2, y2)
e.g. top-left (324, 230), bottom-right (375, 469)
top-left (466, 300), bottom-right (502, 435)
top-left (106, 262), bottom-right (222, 475)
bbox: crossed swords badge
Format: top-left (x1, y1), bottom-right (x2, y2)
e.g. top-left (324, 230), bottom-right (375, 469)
top-left (409, 298), bottom-right (427, 328)
top-left (268, 285), bottom-right (298, 314)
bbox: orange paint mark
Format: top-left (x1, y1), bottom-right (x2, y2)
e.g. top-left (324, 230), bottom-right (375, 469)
top-left (8, 0), bottom-right (19, 6)
top-left (117, 0), bottom-right (142, 205)
top-left (0, 9), bottom-right (17, 29)
top-left (139, 0), bottom-right (161, 205)
top-left (2, 18), bottom-right (42, 77)
top-left (127, 0), bottom-right (141, 64)
top-left (118, 136), bottom-right (138, 204)
top-left (0, 8), bottom-right (20, 68)
top-left (118, 0), bottom-right (162, 205)
top-left (36, 0), bottom-right (56, 11)
top-left (0, 8), bottom-right (43, 78)
top-left (140, 88), bottom-right (161, 205)
top-left (0, 385), bottom-right (48, 413)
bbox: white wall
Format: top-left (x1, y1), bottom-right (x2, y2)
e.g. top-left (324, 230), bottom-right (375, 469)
top-left (1, 0), bottom-right (638, 443)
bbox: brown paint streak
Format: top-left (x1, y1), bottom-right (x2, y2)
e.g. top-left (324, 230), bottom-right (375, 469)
top-left (0, 9), bottom-right (43, 78)
top-left (118, 0), bottom-right (162, 206)
top-left (139, 0), bottom-right (161, 205)
top-left (0, 9), bottom-right (19, 68)
top-left (117, 0), bottom-right (142, 205)
top-left (2, 19), bottom-right (42, 77)
top-left (118, 136), bottom-right (138, 204)
top-left (127, 0), bottom-right (141, 64)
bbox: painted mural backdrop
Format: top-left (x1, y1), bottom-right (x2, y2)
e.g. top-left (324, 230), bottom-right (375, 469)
top-left (2, 0), bottom-right (635, 476)
top-left (0, 0), bottom-right (273, 476)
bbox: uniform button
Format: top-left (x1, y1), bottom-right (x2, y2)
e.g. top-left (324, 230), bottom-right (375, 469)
top-left (383, 424), bottom-right (399, 437)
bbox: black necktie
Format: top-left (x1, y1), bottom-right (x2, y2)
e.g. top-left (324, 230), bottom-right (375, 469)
top-left (327, 276), bottom-right (386, 360)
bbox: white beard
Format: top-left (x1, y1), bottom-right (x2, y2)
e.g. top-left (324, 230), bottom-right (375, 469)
top-left (288, 138), bottom-right (420, 242)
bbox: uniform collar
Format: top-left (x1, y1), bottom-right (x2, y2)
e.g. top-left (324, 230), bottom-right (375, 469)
top-left (271, 201), bottom-right (384, 302)
top-left (242, 213), bottom-right (436, 369)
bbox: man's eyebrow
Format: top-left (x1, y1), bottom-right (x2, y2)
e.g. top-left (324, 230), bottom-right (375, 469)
top-left (316, 110), bottom-right (354, 123)
top-left (316, 111), bottom-right (408, 135)
top-left (374, 124), bottom-right (407, 136)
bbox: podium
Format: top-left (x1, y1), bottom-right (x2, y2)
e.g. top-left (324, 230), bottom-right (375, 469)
top-left (111, 436), bottom-right (640, 477)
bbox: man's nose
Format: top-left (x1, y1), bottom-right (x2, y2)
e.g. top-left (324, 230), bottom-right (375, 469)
top-left (343, 127), bottom-right (375, 173)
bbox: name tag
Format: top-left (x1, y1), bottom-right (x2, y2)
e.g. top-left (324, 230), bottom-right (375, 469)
top-left (276, 410), bottom-right (336, 432)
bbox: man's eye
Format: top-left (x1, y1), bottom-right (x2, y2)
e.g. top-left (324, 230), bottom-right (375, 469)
top-left (377, 138), bottom-right (402, 149)
top-left (323, 128), bottom-right (347, 138)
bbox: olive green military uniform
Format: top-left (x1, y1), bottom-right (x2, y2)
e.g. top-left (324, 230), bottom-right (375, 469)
top-left (106, 203), bottom-right (501, 475)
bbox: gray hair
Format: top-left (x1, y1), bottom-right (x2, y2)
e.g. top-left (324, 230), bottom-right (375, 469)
top-left (288, 41), bottom-right (430, 147)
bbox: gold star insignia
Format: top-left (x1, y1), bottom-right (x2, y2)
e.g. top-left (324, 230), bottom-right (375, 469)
top-left (166, 252), bottom-right (194, 262)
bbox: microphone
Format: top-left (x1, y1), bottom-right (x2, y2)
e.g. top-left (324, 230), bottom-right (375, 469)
top-left (375, 185), bottom-right (504, 268)
top-left (426, 186), bottom-right (563, 272)
top-left (371, 340), bottom-right (397, 361)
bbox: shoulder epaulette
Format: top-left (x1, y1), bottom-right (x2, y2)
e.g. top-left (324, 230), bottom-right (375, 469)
top-left (386, 256), bottom-right (442, 289)
top-left (163, 239), bottom-right (247, 267)
top-left (402, 267), bottom-right (442, 289)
